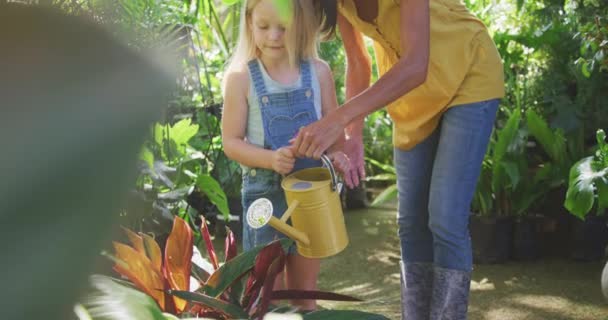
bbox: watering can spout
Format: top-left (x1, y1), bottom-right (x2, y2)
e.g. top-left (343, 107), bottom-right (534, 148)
top-left (268, 218), bottom-right (310, 246)
top-left (246, 198), bottom-right (310, 246)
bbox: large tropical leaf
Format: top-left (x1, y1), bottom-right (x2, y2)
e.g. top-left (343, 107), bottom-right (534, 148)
top-left (196, 174), bottom-right (231, 220)
top-left (123, 227), bottom-right (146, 254)
top-left (493, 108), bottom-right (521, 162)
top-left (564, 156), bottom-right (607, 219)
top-left (164, 217), bottom-right (193, 312)
top-left (370, 184), bottom-right (398, 207)
top-left (167, 290), bottom-right (249, 319)
top-left (82, 275), bottom-right (168, 320)
top-left (113, 242), bottom-right (166, 310)
top-left (258, 253), bottom-right (287, 318)
top-left (142, 232), bottom-right (163, 273)
top-left (302, 310), bottom-right (390, 320)
top-left (204, 239), bottom-right (293, 298)
top-left (200, 216), bottom-right (220, 270)
top-left (526, 109), bottom-right (566, 165)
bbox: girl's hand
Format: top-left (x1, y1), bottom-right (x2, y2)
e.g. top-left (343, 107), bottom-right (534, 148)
top-left (327, 151), bottom-right (353, 188)
top-left (272, 147), bottom-right (296, 175)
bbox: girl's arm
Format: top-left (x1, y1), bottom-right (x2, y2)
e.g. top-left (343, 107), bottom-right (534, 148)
top-left (292, 0), bottom-right (430, 158)
top-left (222, 70), bottom-right (295, 174)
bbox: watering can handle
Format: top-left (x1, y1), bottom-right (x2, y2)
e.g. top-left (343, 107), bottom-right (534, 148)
top-left (320, 154), bottom-right (339, 192)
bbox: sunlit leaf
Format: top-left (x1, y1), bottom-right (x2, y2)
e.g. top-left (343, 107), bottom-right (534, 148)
top-left (259, 254), bottom-right (286, 317)
top-left (196, 175), bottom-right (230, 220)
top-left (164, 217), bottom-right (193, 312)
top-left (204, 239), bottom-right (292, 298)
top-left (113, 242), bottom-right (166, 310)
top-left (167, 290), bottom-right (248, 319)
top-left (564, 156), bottom-right (607, 219)
top-left (84, 275), bottom-right (167, 320)
top-left (273, 0), bottom-right (294, 26)
top-left (200, 216), bottom-right (220, 270)
top-left (140, 146), bottom-right (154, 170)
top-left (141, 233), bottom-right (162, 273)
top-left (122, 227), bottom-right (145, 255)
top-left (370, 184), bottom-right (397, 207)
top-left (225, 228), bottom-right (237, 263)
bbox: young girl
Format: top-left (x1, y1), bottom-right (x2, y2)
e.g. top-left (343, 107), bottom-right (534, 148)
top-left (221, 0), bottom-right (349, 312)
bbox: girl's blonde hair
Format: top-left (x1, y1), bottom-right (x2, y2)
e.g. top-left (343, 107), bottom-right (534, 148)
top-left (224, 0), bottom-right (321, 79)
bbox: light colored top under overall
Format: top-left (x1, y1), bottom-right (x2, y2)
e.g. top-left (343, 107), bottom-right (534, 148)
top-left (242, 59), bottom-right (322, 171)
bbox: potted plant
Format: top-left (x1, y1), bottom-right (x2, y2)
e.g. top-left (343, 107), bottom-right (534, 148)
top-left (470, 108), bottom-right (525, 263)
top-left (564, 129), bottom-right (608, 261)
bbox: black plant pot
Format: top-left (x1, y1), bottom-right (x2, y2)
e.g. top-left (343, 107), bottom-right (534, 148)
top-left (512, 215), bottom-right (542, 261)
top-left (470, 215), bottom-right (514, 264)
top-left (344, 181), bottom-right (367, 210)
top-left (570, 214), bottom-right (608, 261)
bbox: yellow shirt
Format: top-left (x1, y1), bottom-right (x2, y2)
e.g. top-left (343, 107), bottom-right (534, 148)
top-left (339, 0), bottom-right (505, 150)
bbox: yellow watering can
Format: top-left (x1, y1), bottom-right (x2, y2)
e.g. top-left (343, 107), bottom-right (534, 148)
top-left (246, 155), bottom-right (349, 258)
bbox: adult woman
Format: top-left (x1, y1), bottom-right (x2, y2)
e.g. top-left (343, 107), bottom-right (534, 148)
top-left (295, 1), bottom-right (504, 319)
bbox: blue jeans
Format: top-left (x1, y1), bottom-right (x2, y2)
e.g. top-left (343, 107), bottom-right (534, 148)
top-left (241, 167), bottom-right (290, 251)
top-left (395, 99), bottom-right (498, 271)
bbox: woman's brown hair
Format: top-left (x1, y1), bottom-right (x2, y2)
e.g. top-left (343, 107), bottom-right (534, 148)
top-left (314, 0), bottom-right (338, 39)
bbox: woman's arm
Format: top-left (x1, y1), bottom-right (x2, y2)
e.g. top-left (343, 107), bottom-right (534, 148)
top-left (292, 0), bottom-right (430, 159)
top-left (340, 0), bottom-right (430, 122)
top-left (221, 70), bottom-right (294, 174)
top-left (339, 12), bottom-right (372, 136)
top-left (337, 12), bottom-right (372, 185)
top-left (313, 58), bottom-right (354, 187)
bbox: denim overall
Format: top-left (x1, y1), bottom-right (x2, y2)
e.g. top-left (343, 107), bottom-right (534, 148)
top-left (241, 59), bottom-right (322, 251)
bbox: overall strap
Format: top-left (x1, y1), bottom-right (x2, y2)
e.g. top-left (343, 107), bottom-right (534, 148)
top-left (247, 59), bottom-right (268, 96)
top-left (300, 60), bottom-right (312, 88)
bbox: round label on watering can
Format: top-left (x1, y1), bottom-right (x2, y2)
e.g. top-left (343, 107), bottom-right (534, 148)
top-left (246, 198), bottom-right (273, 229)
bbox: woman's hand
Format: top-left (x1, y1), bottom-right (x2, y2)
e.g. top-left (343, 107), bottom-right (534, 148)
top-left (343, 133), bottom-right (365, 187)
top-left (291, 109), bottom-right (347, 160)
top-left (271, 147), bottom-right (296, 175)
top-left (327, 150), bottom-right (351, 184)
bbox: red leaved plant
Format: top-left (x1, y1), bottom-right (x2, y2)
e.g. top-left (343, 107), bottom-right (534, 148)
top-left (113, 216), bottom-right (363, 319)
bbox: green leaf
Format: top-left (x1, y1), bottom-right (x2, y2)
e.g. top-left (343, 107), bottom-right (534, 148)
top-left (501, 160), bottom-right (520, 189)
top-left (564, 157), bottom-right (602, 219)
top-left (221, 0), bottom-right (241, 5)
top-left (303, 310), bottom-right (390, 320)
top-left (170, 118), bottom-right (199, 148)
top-left (597, 129), bottom-right (606, 148)
top-left (273, 0), bottom-right (294, 25)
top-left (83, 275), bottom-right (167, 320)
top-left (370, 184), bottom-right (398, 207)
top-left (494, 109), bottom-right (521, 162)
top-left (0, 7), bottom-right (173, 319)
top-left (597, 179), bottom-right (608, 211)
top-left (196, 175), bottom-right (230, 220)
top-left (203, 239), bottom-right (293, 297)
top-left (167, 290), bottom-right (248, 319)
top-left (140, 146), bottom-right (154, 170)
top-left (582, 61), bottom-right (591, 77)
top-left (526, 109), bottom-right (565, 164)
top-left (366, 157), bottom-right (396, 174)
top-left (365, 173), bottom-right (397, 182)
